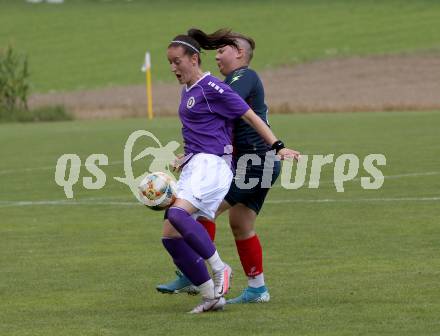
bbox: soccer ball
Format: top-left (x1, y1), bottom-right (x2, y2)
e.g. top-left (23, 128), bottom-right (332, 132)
top-left (138, 172), bottom-right (177, 211)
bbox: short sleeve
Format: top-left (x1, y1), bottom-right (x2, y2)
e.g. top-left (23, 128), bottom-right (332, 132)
top-left (203, 80), bottom-right (250, 120)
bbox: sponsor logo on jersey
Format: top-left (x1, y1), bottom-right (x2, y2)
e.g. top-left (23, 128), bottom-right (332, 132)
top-left (229, 69), bottom-right (245, 85)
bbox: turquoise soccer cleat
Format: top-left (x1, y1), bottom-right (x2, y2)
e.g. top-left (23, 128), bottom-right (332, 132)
top-left (226, 286), bottom-right (270, 304)
top-left (156, 270), bottom-right (200, 295)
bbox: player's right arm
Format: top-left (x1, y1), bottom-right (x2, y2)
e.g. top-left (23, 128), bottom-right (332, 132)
top-left (241, 109), bottom-right (300, 160)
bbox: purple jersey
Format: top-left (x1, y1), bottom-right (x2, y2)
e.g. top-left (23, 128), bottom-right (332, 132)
top-left (178, 73), bottom-right (250, 156)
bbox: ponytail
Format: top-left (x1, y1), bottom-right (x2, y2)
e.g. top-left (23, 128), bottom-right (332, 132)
top-left (168, 28), bottom-right (242, 65)
top-left (187, 28), bottom-right (238, 50)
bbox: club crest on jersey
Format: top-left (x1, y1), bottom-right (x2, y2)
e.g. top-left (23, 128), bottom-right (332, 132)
top-left (186, 96), bottom-right (195, 108)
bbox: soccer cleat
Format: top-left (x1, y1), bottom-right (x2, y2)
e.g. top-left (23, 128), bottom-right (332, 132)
top-left (226, 286), bottom-right (270, 304)
top-left (156, 270), bottom-right (200, 295)
top-left (212, 264), bottom-right (232, 297)
top-left (188, 296), bottom-right (226, 314)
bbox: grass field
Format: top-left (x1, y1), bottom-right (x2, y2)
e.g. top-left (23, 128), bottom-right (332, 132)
top-left (1, 0), bottom-right (440, 92)
top-left (1, 111), bottom-right (439, 335)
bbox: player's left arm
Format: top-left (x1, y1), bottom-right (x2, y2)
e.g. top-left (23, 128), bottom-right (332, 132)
top-left (241, 109), bottom-right (300, 160)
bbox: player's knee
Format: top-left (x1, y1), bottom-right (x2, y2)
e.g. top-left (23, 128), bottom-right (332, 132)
top-left (230, 222), bottom-right (255, 240)
top-left (167, 207), bottom-right (189, 228)
top-left (167, 207), bottom-right (180, 224)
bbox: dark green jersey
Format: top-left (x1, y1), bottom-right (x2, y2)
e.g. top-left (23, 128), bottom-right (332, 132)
top-left (224, 66), bottom-right (270, 154)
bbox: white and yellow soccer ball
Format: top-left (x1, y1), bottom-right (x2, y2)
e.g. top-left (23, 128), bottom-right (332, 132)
top-left (138, 172), bottom-right (177, 211)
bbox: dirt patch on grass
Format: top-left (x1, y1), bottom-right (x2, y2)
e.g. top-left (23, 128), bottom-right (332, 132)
top-left (29, 54), bottom-right (440, 119)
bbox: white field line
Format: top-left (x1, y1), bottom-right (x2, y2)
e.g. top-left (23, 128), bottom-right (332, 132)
top-left (272, 172), bottom-right (440, 190)
top-left (266, 196), bottom-right (440, 204)
top-left (323, 171), bottom-right (440, 184)
top-left (0, 160), bottom-right (125, 176)
top-left (0, 199), bottom-right (139, 208)
top-left (1, 196), bottom-right (440, 208)
top-left (273, 171), bottom-right (440, 188)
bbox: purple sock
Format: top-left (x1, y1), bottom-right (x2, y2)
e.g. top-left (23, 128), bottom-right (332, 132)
top-left (167, 207), bottom-right (216, 259)
top-left (162, 237), bottom-right (211, 286)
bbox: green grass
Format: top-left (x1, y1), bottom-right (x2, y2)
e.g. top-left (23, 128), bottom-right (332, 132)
top-left (1, 0), bottom-right (440, 92)
top-left (1, 111), bottom-right (440, 335)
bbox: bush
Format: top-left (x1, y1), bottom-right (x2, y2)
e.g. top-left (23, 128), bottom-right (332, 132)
top-left (0, 105), bottom-right (73, 123)
top-left (0, 45), bottom-right (30, 117)
top-left (0, 45), bottom-right (73, 123)
top-left (31, 105), bottom-right (73, 122)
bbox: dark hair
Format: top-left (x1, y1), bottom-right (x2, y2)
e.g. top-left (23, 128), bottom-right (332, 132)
top-left (168, 28), bottom-right (239, 65)
top-left (228, 32), bottom-right (256, 62)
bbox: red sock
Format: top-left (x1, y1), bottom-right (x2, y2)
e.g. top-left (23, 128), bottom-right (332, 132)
top-left (235, 235), bottom-right (263, 277)
top-left (197, 217), bottom-right (216, 242)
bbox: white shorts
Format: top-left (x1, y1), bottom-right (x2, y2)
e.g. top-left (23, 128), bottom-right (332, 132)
top-left (176, 153), bottom-right (233, 220)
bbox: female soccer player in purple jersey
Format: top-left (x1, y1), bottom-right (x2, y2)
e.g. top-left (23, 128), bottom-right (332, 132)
top-left (161, 28), bottom-right (300, 313)
top-left (158, 31), bottom-right (290, 304)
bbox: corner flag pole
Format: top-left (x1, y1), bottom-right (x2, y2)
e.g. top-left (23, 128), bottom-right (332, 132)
top-left (143, 52), bottom-right (153, 120)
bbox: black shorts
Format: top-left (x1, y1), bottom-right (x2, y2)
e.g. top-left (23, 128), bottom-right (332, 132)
top-left (224, 154), bottom-right (281, 214)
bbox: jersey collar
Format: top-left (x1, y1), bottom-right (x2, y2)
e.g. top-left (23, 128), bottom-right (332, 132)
top-left (227, 66), bottom-right (248, 77)
top-left (185, 72), bottom-right (210, 92)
